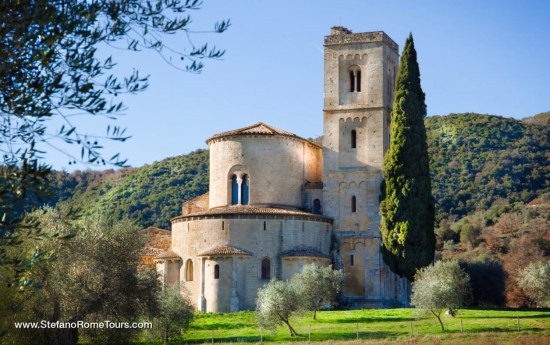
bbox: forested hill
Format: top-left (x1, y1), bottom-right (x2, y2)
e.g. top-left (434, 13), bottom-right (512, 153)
top-left (427, 112), bottom-right (548, 223)
top-left (47, 112), bottom-right (549, 229)
top-left (49, 150), bottom-right (209, 229)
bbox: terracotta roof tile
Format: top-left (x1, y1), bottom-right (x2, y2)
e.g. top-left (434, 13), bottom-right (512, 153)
top-left (154, 250), bottom-right (181, 260)
top-left (143, 247), bottom-right (165, 257)
top-left (206, 122), bottom-right (318, 146)
top-left (181, 206), bottom-right (328, 218)
top-left (198, 245), bottom-right (252, 257)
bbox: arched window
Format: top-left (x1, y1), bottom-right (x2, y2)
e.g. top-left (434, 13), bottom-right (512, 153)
top-left (351, 130), bottom-right (357, 149)
top-left (351, 195), bottom-right (357, 213)
top-left (214, 264), bottom-right (220, 279)
top-left (350, 254), bottom-right (355, 266)
top-left (313, 199), bottom-right (321, 214)
top-left (349, 66), bottom-right (361, 92)
top-left (261, 258), bottom-right (271, 280)
top-left (185, 259), bottom-right (194, 281)
top-left (231, 175), bottom-right (238, 205)
top-left (241, 174), bottom-right (249, 205)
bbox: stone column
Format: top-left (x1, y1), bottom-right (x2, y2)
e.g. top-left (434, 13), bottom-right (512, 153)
top-left (198, 258), bottom-right (206, 312)
top-left (236, 176), bottom-right (243, 205)
top-left (230, 257), bottom-right (239, 312)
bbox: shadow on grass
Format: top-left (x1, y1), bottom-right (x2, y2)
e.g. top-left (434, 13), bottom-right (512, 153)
top-left (183, 330), bottom-right (404, 344)
top-left (323, 316), bottom-right (416, 323)
top-left (189, 322), bottom-right (253, 330)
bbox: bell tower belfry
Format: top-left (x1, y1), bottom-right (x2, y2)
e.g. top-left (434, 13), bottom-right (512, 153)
top-left (322, 27), bottom-right (407, 305)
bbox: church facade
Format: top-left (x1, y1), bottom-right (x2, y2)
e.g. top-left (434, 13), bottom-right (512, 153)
top-left (152, 27), bottom-right (408, 312)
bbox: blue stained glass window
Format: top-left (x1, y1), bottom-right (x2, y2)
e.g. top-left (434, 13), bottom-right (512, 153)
top-left (241, 175), bottom-right (249, 205)
top-left (231, 175), bottom-right (238, 205)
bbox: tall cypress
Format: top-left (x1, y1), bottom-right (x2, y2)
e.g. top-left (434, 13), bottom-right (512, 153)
top-left (379, 33), bottom-right (435, 281)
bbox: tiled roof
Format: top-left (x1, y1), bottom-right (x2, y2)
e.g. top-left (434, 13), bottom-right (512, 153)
top-left (207, 122), bottom-right (315, 144)
top-left (178, 206), bottom-right (330, 219)
top-left (154, 250), bottom-right (181, 260)
top-left (198, 245), bottom-right (252, 257)
top-left (143, 226), bottom-right (171, 233)
top-left (143, 247), bottom-right (165, 257)
top-left (280, 247), bottom-right (330, 258)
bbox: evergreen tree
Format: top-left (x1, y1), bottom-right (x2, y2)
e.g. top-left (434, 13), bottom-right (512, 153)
top-left (379, 33), bottom-right (435, 281)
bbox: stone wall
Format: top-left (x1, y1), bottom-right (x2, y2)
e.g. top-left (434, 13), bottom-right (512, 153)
top-left (208, 135), bottom-right (322, 210)
top-left (182, 192), bottom-right (209, 216)
top-left (171, 215), bottom-right (331, 312)
top-left (322, 28), bottom-right (407, 306)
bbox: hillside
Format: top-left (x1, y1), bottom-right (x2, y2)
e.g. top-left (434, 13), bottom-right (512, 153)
top-left (49, 150), bottom-right (209, 229)
top-left (427, 112), bottom-right (549, 223)
top-left (46, 113), bottom-right (548, 230)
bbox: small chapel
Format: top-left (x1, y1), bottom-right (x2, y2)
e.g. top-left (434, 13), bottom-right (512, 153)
top-left (145, 27), bottom-right (409, 312)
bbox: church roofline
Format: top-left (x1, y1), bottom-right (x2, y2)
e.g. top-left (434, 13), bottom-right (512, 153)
top-left (171, 206), bottom-right (332, 224)
top-left (205, 122), bottom-right (321, 148)
top-left (198, 245), bottom-right (252, 257)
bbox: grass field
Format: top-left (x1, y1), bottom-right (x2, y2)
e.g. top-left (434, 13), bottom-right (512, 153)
top-left (177, 308), bottom-right (550, 344)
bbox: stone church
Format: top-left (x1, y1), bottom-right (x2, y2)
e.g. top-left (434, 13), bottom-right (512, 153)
top-left (147, 27), bottom-right (408, 312)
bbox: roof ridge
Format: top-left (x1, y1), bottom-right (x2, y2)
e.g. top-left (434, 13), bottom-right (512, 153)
top-left (206, 122), bottom-right (316, 144)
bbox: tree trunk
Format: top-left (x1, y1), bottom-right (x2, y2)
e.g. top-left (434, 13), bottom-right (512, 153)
top-left (431, 310), bottom-right (445, 331)
top-left (53, 327), bottom-right (79, 345)
top-left (282, 318), bottom-right (300, 337)
top-left (313, 310), bottom-right (317, 320)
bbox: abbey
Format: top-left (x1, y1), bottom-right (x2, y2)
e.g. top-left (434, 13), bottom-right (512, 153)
top-left (149, 27), bottom-right (408, 312)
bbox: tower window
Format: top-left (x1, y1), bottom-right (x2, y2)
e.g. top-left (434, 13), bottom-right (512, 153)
top-left (222, 221), bottom-right (224, 230)
top-left (351, 130), bottom-right (357, 149)
top-left (313, 199), bottom-right (321, 214)
top-left (241, 174), bottom-right (249, 205)
top-left (263, 221), bottom-right (266, 231)
top-left (349, 66), bottom-right (361, 93)
top-left (351, 196), bottom-right (357, 213)
top-left (231, 175), bottom-right (238, 205)
top-left (214, 264), bottom-right (220, 279)
top-left (350, 254), bottom-right (355, 266)
top-left (185, 259), bottom-right (194, 281)
top-left (261, 258), bottom-right (271, 280)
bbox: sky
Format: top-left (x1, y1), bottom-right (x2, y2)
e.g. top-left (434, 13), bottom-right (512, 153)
top-left (46, 0), bottom-right (550, 171)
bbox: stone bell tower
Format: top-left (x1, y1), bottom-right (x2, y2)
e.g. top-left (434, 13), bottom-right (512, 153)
top-left (322, 27), bottom-right (407, 306)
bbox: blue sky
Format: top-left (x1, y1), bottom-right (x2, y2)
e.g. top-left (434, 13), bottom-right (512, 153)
top-left (48, 0), bottom-right (550, 171)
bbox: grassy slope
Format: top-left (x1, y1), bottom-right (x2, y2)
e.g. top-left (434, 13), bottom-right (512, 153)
top-left (179, 309), bottom-right (550, 344)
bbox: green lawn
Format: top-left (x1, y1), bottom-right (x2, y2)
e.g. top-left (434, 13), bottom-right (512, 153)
top-left (178, 308), bottom-right (550, 344)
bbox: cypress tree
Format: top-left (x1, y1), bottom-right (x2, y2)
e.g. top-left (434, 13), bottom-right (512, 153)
top-left (379, 33), bottom-right (435, 281)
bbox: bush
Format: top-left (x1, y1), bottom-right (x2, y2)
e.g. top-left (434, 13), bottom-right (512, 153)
top-left (518, 261), bottom-right (550, 307)
top-left (411, 260), bottom-right (472, 331)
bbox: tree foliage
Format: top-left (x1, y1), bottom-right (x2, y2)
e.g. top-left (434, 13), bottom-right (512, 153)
top-left (1, 205), bottom-right (160, 345)
top-left (518, 261), bottom-right (550, 307)
top-left (291, 264), bottom-right (342, 320)
top-left (380, 33), bottom-right (435, 281)
top-left (151, 285), bottom-right (194, 345)
top-left (0, 0), bottom-right (228, 237)
top-left (256, 279), bottom-right (302, 337)
top-left (50, 149), bottom-right (209, 229)
top-left (411, 260), bottom-right (472, 331)
top-left (427, 113), bottom-right (549, 223)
